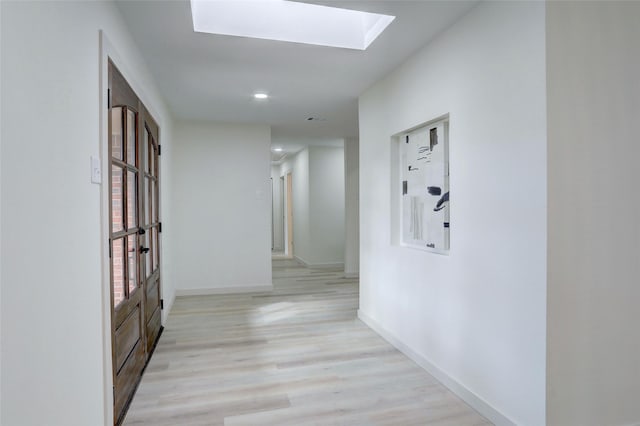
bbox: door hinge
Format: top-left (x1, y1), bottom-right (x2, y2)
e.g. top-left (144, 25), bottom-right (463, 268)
top-left (108, 238), bottom-right (112, 258)
top-left (158, 222), bottom-right (162, 233)
top-left (107, 89), bottom-right (111, 109)
top-left (160, 299), bottom-right (164, 310)
top-left (112, 386), bottom-right (115, 404)
top-left (158, 144), bottom-right (161, 156)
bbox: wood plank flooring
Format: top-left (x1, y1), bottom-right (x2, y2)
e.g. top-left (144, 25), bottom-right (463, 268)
top-left (123, 259), bottom-right (491, 426)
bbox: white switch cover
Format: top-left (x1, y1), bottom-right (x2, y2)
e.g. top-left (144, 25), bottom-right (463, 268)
top-left (91, 156), bottom-right (102, 184)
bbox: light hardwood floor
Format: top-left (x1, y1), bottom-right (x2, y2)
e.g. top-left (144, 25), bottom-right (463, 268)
top-left (124, 259), bottom-right (492, 426)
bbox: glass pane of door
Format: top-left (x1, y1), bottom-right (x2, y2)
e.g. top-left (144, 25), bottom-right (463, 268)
top-left (144, 177), bottom-right (150, 226)
top-left (112, 166), bottom-right (124, 233)
top-left (144, 231), bottom-right (151, 279)
top-left (142, 128), bottom-right (149, 174)
top-left (154, 179), bottom-right (159, 223)
top-left (127, 171), bottom-right (137, 229)
top-left (127, 234), bottom-right (138, 295)
top-left (150, 141), bottom-right (155, 177)
top-left (152, 227), bottom-right (158, 272)
top-left (111, 107), bottom-right (123, 161)
top-left (150, 179), bottom-right (156, 224)
top-left (112, 238), bottom-right (125, 307)
top-left (126, 109), bottom-right (137, 166)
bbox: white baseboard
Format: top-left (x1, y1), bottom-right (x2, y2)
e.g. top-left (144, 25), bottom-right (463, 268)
top-left (176, 284), bottom-right (273, 296)
top-left (357, 310), bottom-right (516, 426)
top-left (272, 254), bottom-right (293, 260)
top-left (293, 255), bottom-right (307, 266)
top-left (293, 255), bottom-right (344, 269)
top-left (344, 272), bottom-right (359, 279)
top-left (310, 262), bottom-right (344, 269)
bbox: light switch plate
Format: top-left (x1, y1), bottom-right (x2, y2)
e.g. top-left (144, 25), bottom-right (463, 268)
top-left (91, 156), bottom-right (102, 184)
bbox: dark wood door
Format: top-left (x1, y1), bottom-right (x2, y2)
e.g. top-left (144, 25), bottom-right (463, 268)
top-left (140, 106), bottom-right (162, 356)
top-left (108, 61), bottom-right (162, 425)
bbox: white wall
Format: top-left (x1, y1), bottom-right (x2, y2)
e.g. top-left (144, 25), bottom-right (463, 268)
top-left (344, 138), bottom-right (359, 277)
top-left (280, 146), bottom-right (345, 267)
top-left (293, 148), bottom-right (310, 261)
top-left (0, 1), bottom-right (174, 425)
top-left (281, 148), bottom-right (310, 261)
top-left (308, 146), bottom-right (345, 266)
top-left (358, 2), bottom-right (546, 425)
top-left (173, 121), bottom-right (272, 293)
top-left (270, 165), bottom-right (284, 251)
top-left (0, 2), bottom-right (3, 418)
top-left (159, 120), bottom-right (176, 323)
top-left (546, 2), bottom-right (640, 425)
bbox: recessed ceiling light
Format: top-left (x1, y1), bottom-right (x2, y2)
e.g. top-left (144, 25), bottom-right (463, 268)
top-left (273, 147), bottom-right (283, 152)
top-left (191, 0), bottom-right (395, 50)
top-left (254, 93), bottom-right (269, 99)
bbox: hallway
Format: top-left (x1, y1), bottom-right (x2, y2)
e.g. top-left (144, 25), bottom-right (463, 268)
top-left (123, 260), bottom-right (490, 425)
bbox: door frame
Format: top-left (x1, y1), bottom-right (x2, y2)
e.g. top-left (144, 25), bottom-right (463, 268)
top-left (108, 64), bottom-right (148, 423)
top-left (99, 31), bottom-right (165, 426)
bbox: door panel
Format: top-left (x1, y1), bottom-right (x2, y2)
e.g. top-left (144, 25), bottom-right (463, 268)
top-left (113, 341), bottom-right (145, 419)
top-left (109, 61), bottom-right (162, 425)
top-left (115, 308), bottom-right (142, 372)
top-left (146, 308), bottom-right (162, 354)
top-left (141, 111), bottom-right (162, 358)
top-left (145, 280), bottom-right (160, 323)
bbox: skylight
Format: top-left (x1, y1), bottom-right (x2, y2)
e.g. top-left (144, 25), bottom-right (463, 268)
top-left (190, 0), bottom-right (395, 50)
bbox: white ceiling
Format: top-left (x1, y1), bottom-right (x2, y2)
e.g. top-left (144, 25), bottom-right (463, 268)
top-left (116, 0), bottom-right (478, 148)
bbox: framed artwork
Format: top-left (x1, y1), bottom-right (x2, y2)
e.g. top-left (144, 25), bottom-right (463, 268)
top-left (400, 117), bottom-right (449, 253)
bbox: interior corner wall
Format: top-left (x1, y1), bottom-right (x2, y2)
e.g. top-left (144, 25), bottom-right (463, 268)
top-left (159, 119), bottom-right (176, 322)
top-left (0, 1), bottom-right (173, 425)
top-left (344, 138), bottom-right (359, 276)
top-left (358, 2), bottom-right (546, 425)
top-left (546, 3), bottom-right (640, 425)
top-left (173, 121), bottom-right (272, 293)
top-left (0, 2), bottom-right (3, 418)
top-left (281, 148), bottom-right (311, 262)
top-left (308, 146), bottom-right (345, 266)
top-left (280, 146), bottom-right (345, 267)
top-left (270, 165), bottom-right (284, 251)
